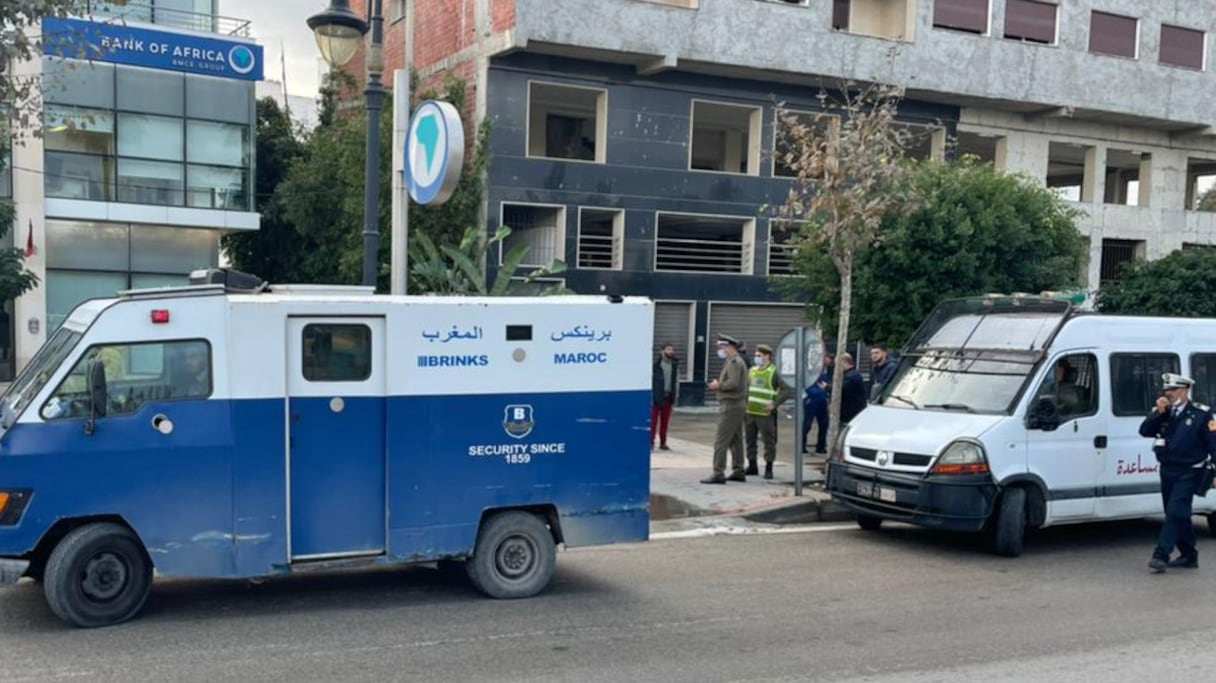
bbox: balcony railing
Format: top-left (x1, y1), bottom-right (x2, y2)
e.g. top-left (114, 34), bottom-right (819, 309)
top-left (81, 1), bottom-right (252, 37)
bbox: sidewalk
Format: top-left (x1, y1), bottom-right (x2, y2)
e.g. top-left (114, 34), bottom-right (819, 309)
top-left (649, 410), bottom-right (852, 527)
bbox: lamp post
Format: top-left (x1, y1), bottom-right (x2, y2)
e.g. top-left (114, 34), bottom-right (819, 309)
top-left (308, 0), bottom-right (384, 289)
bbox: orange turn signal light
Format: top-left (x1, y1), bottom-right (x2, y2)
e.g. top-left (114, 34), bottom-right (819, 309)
top-left (0, 492), bottom-right (8, 515)
top-left (931, 463), bottom-right (991, 476)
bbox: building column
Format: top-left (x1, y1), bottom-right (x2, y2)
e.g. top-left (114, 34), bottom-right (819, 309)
top-left (11, 49), bottom-right (47, 371)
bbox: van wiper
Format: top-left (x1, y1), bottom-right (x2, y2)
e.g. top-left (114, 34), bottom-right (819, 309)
top-left (888, 394), bottom-right (920, 409)
top-left (925, 403), bottom-right (976, 413)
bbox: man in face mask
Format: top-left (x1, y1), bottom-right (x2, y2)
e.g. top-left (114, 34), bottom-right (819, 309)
top-left (702, 334), bottom-right (749, 484)
top-left (1139, 373), bottom-right (1216, 573)
top-left (744, 344), bottom-right (793, 479)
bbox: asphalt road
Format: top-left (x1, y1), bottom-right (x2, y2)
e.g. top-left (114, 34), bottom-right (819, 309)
top-left (3, 518), bottom-right (1216, 682)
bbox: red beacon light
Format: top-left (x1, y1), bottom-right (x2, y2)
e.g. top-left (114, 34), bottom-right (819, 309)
top-left (151, 309), bottom-right (171, 324)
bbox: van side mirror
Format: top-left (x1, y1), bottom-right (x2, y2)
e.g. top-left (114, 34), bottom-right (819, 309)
top-left (84, 359), bottom-right (107, 436)
top-left (1028, 397), bottom-right (1060, 432)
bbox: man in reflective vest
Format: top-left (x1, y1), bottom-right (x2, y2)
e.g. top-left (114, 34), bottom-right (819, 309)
top-left (745, 344), bottom-right (793, 479)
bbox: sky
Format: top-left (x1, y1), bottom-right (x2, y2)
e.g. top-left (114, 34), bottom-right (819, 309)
top-left (221, 0), bottom-right (328, 97)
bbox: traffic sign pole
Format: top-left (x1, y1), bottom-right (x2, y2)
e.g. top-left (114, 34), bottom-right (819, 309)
top-left (391, 68), bottom-right (410, 295)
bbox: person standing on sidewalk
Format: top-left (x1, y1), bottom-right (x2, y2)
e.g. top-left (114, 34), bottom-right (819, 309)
top-left (745, 344), bottom-right (793, 479)
top-left (1139, 373), bottom-right (1216, 573)
top-left (839, 353), bottom-right (868, 424)
top-left (702, 334), bottom-right (749, 485)
top-left (869, 344), bottom-right (898, 402)
top-left (803, 352), bottom-right (833, 455)
top-left (651, 343), bottom-right (680, 451)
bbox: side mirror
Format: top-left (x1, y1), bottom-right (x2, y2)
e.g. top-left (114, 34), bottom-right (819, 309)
top-left (84, 359), bottom-right (107, 435)
top-left (1029, 397), bottom-right (1060, 432)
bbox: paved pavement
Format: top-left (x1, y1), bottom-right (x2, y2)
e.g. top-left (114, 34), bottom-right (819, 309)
top-left (649, 407), bottom-right (851, 528)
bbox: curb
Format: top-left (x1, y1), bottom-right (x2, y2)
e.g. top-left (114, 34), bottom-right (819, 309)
top-left (740, 494), bottom-right (855, 525)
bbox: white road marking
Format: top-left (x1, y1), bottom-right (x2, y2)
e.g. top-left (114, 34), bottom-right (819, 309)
top-left (650, 523), bottom-right (858, 540)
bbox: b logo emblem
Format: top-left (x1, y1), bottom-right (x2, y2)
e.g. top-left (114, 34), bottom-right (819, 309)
top-left (503, 404), bottom-right (534, 439)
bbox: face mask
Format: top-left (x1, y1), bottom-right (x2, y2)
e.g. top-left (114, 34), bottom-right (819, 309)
top-left (717, 349), bottom-right (726, 360)
top-left (754, 355), bottom-right (764, 366)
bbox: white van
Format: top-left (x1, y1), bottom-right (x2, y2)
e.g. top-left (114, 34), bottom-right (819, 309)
top-left (824, 295), bottom-right (1216, 556)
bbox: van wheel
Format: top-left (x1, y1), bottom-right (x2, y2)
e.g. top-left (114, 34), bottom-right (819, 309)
top-left (43, 523), bottom-right (152, 628)
top-left (856, 514), bottom-right (883, 531)
top-left (992, 487), bottom-right (1027, 558)
top-left (466, 511), bottom-right (556, 599)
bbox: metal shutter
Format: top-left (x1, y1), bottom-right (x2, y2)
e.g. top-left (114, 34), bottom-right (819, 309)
top-left (706, 303), bottom-right (807, 383)
top-left (933, 0), bottom-right (988, 34)
top-left (654, 302), bottom-right (694, 381)
top-left (1089, 11), bottom-right (1137, 59)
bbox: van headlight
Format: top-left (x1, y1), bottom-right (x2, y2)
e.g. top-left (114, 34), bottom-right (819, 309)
top-left (930, 439), bottom-right (990, 475)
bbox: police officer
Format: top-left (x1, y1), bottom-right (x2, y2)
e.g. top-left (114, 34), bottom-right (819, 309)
top-left (744, 344), bottom-right (793, 480)
top-left (702, 334), bottom-right (749, 484)
top-left (1138, 373), bottom-right (1216, 573)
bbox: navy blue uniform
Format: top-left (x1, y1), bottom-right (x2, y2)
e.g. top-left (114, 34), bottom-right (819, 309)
top-left (1139, 401), bottom-right (1216, 563)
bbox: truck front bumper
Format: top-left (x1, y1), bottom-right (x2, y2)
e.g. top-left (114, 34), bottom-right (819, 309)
top-left (0, 558), bottom-right (29, 586)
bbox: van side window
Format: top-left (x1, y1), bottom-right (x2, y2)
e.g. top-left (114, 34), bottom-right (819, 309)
top-left (1191, 353), bottom-right (1216, 406)
top-left (1035, 353), bottom-right (1098, 419)
top-left (302, 324), bottom-right (372, 382)
top-left (40, 340), bottom-right (212, 420)
top-left (1111, 353), bottom-right (1180, 417)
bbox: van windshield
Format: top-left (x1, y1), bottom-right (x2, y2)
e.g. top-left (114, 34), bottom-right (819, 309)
top-left (0, 327), bottom-right (83, 429)
top-left (878, 350), bottom-right (1035, 415)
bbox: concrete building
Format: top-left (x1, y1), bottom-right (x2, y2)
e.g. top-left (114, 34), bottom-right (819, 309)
top-left (3, 2), bottom-right (263, 380)
top-left (354, 0), bottom-right (1216, 404)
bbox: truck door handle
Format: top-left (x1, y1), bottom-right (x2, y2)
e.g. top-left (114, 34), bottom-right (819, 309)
top-left (1094, 435), bottom-right (1107, 449)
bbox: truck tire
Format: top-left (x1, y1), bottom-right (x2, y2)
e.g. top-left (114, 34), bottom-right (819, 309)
top-left (992, 487), bottom-right (1027, 558)
top-left (856, 514), bottom-right (883, 531)
top-left (43, 523), bottom-right (152, 628)
top-left (466, 511), bottom-right (556, 599)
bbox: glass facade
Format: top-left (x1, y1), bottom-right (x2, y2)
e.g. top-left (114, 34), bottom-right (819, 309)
top-left (42, 57), bottom-right (255, 211)
top-left (45, 220), bottom-right (221, 331)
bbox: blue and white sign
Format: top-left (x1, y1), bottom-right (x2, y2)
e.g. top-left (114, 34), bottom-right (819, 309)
top-left (42, 17), bottom-right (264, 81)
top-left (405, 100), bottom-right (465, 205)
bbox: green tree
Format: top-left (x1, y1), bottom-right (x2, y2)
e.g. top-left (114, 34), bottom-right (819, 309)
top-left (0, 201), bottom-right (41, 304)
top-left (2, 0), bottom-right (77, 137)
top-left (1197, 184), bottom-right (1216, 212)
top-left (775, 83), bottom-right (918, 450)
top-left (265, 71), bottom-right (493, 288)
top-left (220, 98), bottom-right (307, 282)
top-left (783, 156), bottom-right (1088, 348)
top-left (1095, 248), bottom-right (1216, 316)
top-left (410, 225), bottom-right (568, 296)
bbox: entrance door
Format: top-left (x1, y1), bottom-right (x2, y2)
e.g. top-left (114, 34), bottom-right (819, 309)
top-left (287, 317), bottom-right (386, 560)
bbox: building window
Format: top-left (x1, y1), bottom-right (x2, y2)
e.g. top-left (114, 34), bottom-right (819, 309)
top-left (1047, 142), bottom-right (1091, 202)
top-left (689, 101), bottom-right (762, 175)
top-left (500, 203), bottom-right (566, 268)
top-left (1104, 149), bottom-right (1145, 206)
top-left (835, 0), bottom-right (915, 41)
top-left (1089, 11), bottom-right (1138, 59)
top-left (933, 0), bottom-right (988, 35)
top-left (894, 122), bottom-right (944, 161)
top-left (389, 0), bottom-right (406, 22)
top-left (1099, 238), bottom-right (1143, 285)
top-left (832, 0), bottom-right (850, 29)
top-left (767, 220), bottom-right (798, 276)
top-left (773, 110), bottom-right (838, 178)
top-left (576, 208), bottom-right (623, 270)
top-left (1160, 25), bottom-right (1205, 70)
top-left (1003, 0), bottom-right (1056, 44)
top-left (527, 82), bottom-right (607, 163)
top-left (654, 213), bottom-right (755, 275)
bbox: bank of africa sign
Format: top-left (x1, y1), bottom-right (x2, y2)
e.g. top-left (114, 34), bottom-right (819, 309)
top-left (42, 17), bottom-right (264, 82)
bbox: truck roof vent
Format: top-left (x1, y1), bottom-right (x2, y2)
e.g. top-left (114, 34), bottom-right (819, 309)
top-left (188, 268), bottom-right (268, 293)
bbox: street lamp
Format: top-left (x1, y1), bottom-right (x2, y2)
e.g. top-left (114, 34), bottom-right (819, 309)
top-left (308, 0), bottom-right (385, 289)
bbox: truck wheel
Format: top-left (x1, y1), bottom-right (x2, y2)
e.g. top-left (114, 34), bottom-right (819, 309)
top-left (992, 487), bottom-right (1027, 558)
top-left (856, 514), bottom-right (883, 531)
top-left (466, 511), bottom-right (556, 599)
top-left (43, 523), bottom-right (152, 628)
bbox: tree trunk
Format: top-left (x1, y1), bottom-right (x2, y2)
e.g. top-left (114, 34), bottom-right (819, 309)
top-left (825, 257), bottom-right (853, 458)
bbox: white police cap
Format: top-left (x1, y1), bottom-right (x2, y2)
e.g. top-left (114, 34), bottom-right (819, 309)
top-left (1162, 373), bottom-right (1194, 390)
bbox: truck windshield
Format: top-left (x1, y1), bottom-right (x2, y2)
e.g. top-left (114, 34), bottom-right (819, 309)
top-left (0, 327), bottom-right (83, 428)
top-left (878, 350), bottom-right (1037, 415)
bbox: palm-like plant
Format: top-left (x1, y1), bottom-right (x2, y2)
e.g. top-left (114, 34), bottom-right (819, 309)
top-left (410, 225), bottom-right (569, 296)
